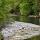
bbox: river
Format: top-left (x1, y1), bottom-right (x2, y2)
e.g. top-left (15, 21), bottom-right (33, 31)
top-left (1, 15), bottom-right (40, 40)
top-left (1, 16), bottom-right (40, 40)
top-left (12, 15), bottom-right (40, 25)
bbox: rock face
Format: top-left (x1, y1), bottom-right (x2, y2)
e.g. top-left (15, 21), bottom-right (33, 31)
top-left (1, 21), bottom-right (40, 40)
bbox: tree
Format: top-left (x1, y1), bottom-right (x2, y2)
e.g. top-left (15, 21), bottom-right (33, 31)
top-left (32, 0), bottom-right (39, 15)
top-left (19, 0), bottom-right (31, 16)
top-left (0, 0), bottom-right (14, 26)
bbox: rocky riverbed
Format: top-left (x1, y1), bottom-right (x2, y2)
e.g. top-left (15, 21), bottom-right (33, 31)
top-left (1, 21), bottom-right (40, 40)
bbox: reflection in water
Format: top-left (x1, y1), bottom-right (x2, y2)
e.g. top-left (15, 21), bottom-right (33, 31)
top-left (19, 16), bottom-right (30, 22)
top-left (12, 15), bottom-right (40, 25)
top-left (29, 17), bottom-right (39, 25)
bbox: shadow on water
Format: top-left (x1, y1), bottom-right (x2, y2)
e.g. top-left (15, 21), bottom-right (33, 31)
top-left (12, 15), bottom-right (40, 25)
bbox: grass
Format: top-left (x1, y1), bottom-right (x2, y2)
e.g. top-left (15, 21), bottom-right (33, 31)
top-left (24, 35), bottom-right (40, 40)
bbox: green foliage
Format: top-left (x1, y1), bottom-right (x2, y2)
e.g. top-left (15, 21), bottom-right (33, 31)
top-left (31, 35), bottom-right (40, 40)
top-left (0, 0), bottom-right (14, 25)
top-left (0, 0), bottom-right (39, 25)
top-left (0, 32), bottom-right (3, 40)
top-left (32, 0), bottom-right (38, 15)
top-left (19, 0), bottom-right (39, 15)
top-left (19, 0), bottom-right (31, 16)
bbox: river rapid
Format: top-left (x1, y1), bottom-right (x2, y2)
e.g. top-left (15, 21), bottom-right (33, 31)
top-left (1, 21), bottom-right (40, 40)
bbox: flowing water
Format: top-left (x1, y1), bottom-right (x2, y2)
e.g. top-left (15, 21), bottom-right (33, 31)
top-left (1, 21), bottom-right (40, 40)
top-left (1, 15), bottom-right (40, 40)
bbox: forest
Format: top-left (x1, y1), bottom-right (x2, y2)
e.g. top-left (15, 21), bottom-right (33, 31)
top-left (0, 0), bottom-right (40, 40)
